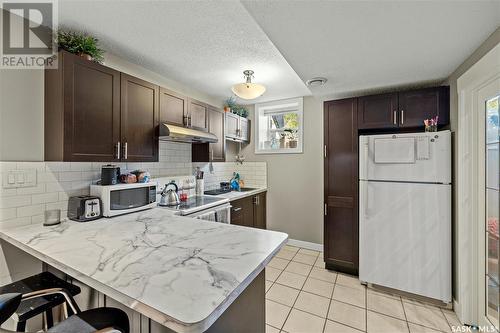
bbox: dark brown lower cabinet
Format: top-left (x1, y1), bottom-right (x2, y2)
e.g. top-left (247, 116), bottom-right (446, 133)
top-left (253, 192), bottom-right (267, 229)
top-left (230, 192), bottom-right (266, 229)
top-left (324, 98), bottom-right (359, 275)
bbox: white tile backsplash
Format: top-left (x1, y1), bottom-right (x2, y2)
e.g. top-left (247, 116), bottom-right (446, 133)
top-left (0, 141), bottom-right (192, 227)
top-left (193, 162), bottom-right (267, 190)
top-left (0, 141), bottom-right (267, 228)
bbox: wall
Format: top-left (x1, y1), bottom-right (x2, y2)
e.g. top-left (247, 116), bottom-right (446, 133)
top-left (0, 52), bottom-right (222, 162)
top-left (235, 96), bottom-right (324, 244)
top-left (444, 27), bottom-right (500, 302)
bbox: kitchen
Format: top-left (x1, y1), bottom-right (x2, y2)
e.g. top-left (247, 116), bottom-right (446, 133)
top-left (0, 1), bottom-right (499, 333)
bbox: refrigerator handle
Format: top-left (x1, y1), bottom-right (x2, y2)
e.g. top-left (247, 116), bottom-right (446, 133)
top-left (360, 180), bottom-right (368, 217)
top-left (359, 140), bottom-right (369, 179)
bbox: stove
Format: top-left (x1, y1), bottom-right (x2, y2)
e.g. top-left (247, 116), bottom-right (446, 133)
top-left (161, 195), bottom-right (229, 215)
top-left (204, 188), bottom-right (231, 195)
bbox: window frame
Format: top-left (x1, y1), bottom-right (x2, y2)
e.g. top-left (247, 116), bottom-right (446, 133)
top-left (254, 97), bottom-right (304, 154)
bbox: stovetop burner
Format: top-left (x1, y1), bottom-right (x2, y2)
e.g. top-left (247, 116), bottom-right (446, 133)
top-left (204, 188), bottom-right (232, 195)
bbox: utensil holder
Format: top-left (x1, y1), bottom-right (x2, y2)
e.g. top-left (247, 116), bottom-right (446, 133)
top-left (196, 179), bottom-right (204, 196)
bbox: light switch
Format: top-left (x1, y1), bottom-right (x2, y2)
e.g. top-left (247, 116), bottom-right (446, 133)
top-left (16, 173), bottom-right (25, 183)
top-left (3, 170), bottom-right (37, 188)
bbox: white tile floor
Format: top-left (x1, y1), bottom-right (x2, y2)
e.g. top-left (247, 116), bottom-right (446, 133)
top-left (265, 245), bottom-right (462, 333)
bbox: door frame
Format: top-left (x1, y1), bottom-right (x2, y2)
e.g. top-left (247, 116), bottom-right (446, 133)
top-left (456, 42), bottom-right (500, 326)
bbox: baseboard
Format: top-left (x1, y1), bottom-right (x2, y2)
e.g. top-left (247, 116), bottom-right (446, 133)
top-left (287, 239), bottom-right (323, 252)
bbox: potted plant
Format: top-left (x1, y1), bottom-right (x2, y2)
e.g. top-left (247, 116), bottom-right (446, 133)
top-left (57, 30), bottom-right (105, 63)
top-left (285, 129), bottom-right (298, 148)
top-left (224, 96), bottom-right (237, 113)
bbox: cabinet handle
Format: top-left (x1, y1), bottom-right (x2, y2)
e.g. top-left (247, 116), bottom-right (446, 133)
top-left (401, 110), bottom-right (404, 125)
top-left (115, 142), bottom-right (121, 159)
top-left (211, 150), bottom-right (214, 161)
top-left (123, 142), bottom-right (128, 160)
top-left (233, 207), bottom-right (242, 212)
top-left (393, 110), bottom-right (397, 125)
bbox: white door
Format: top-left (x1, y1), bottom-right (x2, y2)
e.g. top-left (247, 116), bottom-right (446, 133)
top-left (359, 131), bottom-right (451, 183)
top-left (477, 81), bottom-right (500, 330)
top-left (359, 180), bottom-right (452, 302)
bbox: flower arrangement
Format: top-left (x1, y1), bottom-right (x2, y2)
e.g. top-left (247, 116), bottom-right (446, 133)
top-left (424, 116), bottom-right (438, 132)
top-left (57, 30), bottom-right (105, 63)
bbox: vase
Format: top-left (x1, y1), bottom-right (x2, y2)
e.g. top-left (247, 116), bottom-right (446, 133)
top-left (223, 106), bottom-right (230, 113)
top-left (78, 53), bottom-right (92, 61)
top-left (425, 125), bottom-right (437, 132)
top-left (288, 140), bottom-right (297, 148)
top-left (279, 137), bottom-right (286, 148)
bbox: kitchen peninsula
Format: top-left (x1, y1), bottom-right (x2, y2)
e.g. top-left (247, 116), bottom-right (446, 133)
top-left (0, 208), bottom-right (287, 333)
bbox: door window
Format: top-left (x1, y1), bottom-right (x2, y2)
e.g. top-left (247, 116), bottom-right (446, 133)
top-left (486, 95), bottom-right (499, 330)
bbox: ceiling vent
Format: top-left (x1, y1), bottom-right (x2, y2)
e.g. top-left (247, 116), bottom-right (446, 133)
top-left (305, 77), bottom-right (327, 87)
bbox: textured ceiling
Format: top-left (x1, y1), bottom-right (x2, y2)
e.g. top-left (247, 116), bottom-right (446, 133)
top-left (59, 1), bottom-right (500, 103)
top-left (58, 0), bottom-right (311, 105)
top-left (242, 0), bottom-right (500, 98)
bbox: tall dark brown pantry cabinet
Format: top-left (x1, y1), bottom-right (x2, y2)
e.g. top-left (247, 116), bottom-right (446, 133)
top-left (324, 98), bottom-right (359, 274)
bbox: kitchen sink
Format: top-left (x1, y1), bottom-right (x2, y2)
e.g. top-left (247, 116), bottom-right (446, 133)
top-left (238, 187), bottom-right (257, 192)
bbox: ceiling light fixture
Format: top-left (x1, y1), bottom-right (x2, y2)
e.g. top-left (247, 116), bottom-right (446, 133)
top-left (306, 77), bottom-right (328, 87)
top-left (231, 70), bottom-right (266, 100)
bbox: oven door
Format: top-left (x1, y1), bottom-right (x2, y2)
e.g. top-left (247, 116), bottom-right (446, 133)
top-left (190, 204), bottom-right (231, 224)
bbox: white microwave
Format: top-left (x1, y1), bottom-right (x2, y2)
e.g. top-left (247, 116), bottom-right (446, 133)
top-left (90, 182), bottom-right (157, 217)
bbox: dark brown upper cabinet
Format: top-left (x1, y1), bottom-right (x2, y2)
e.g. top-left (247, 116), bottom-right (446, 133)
top-left (45, 51), bottom-right (121, 161)
top-left (191, 106), bottom-right (226, 163)
top-left (120, 74), bottom-right (159, 162)
top-left (188, 98), bottom-right (208, 131)
top-left (45, 50), bottom-right (159, 162)
top-left (398, 86), bottom-right (449, 128)
top-left (357, 86), bottom-right (449, 130)
top-left (357, 93), bottom-right (398, 130)
top-left (159, 87), bottom-right (187, 127)
top-left (324, 98), bottom-right (359, 275)
top-left (208, 106), bottom-right (225, 162)
top-left (225, 113), bottom-right (251, 143)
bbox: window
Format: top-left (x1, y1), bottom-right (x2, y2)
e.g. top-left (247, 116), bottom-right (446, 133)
top-left (255, 97), bottom-right (303, 154)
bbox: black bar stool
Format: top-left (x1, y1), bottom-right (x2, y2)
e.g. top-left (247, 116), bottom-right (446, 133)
top-left (0, 287), bottom-right (129, 333)
top-left (0, 272), bottom-right (81, 331)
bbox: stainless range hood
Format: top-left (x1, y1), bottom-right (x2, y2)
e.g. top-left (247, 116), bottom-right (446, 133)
top-left (159, 123), bottom-right (218, 143)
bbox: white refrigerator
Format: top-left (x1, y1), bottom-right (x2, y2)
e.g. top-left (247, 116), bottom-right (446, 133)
top-left (359, 130), bottom-right (452, 303)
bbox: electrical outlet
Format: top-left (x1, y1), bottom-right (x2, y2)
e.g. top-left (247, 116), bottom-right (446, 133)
top-left (2, 170), bottom-right (37, 188)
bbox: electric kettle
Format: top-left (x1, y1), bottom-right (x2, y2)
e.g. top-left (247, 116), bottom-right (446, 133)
top-left (159, 181), bottom-right (180, 206)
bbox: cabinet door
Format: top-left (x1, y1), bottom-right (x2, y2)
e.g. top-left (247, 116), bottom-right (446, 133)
top-left (240, 117), bottom-right (250, 142)
top-left (188, 98), bottom-right (207, 131)
top-left (324, 98), bottom-right (358, 274)
top-left (62, 52), bottom-right (121, 161)
top-left (357, 93), bottom-right (398, 130)
top-left (231, 197), bottom-right (254, 227)
top-left (159, 87), bottom-right (186, 127)
top-left (398, 86), bottom-right (450, 128)
top-left (253, 192), bottom-right (266, 229)
top-left (225, 113), bottom-right (240, 139)
top-left (120, 74), bottom-right (159, 162)
top-left (208, 107), bottom-right (225, 162)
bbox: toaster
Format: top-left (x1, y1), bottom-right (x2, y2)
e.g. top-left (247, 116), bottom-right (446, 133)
top-left (67, 196), bottom-right (102, 222)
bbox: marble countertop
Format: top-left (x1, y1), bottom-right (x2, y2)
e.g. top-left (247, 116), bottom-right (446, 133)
top-left (0, 208), bottom-right (287, 333)
top-left (206, 187), bottom-right (267, 201)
